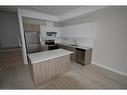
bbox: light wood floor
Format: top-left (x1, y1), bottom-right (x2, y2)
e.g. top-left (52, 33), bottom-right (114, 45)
top-left (0, 48), bottom-right (34, 89)
top-left (0, 49), bottom-right (127, 89)
top-left (0, 48), bottom-right (23, 70)
top-left (39, 62), bottom-right (127, 89)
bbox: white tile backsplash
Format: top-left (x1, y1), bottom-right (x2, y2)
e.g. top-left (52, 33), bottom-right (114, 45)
top-left (61, 37), bottom-right (93, 47)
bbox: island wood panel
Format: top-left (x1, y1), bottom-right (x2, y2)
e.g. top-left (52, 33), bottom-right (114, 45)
top-left (31, 55), bottom-right (70, 87)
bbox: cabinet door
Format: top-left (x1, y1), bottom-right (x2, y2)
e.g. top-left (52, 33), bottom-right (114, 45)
top-left (32, 24), bottom-right (40, 32)
top-left (23, 24), bottom-right (32, 31)
top-left (23, 23), bottom-right (40, 32)
top-left (76, 48), bottom-right (92, 66)
top-left (84, 49), bottom-right (92, 66)
top-left (76, 49), bottom-right (85, 65)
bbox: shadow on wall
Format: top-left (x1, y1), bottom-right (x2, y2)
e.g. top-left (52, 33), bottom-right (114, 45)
top-left (0, 11), bottom-right (20, 49)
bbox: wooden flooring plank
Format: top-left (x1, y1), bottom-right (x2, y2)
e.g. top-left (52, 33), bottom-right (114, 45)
top-left (0, 49), bottom-right (127, 89)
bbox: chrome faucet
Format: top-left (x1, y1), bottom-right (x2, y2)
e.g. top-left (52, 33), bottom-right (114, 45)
top-left (73, 38), bottom-right (77, 46)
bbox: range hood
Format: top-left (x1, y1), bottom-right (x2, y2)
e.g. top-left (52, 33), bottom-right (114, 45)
top-left (46, 32), bottom-right (57, 37)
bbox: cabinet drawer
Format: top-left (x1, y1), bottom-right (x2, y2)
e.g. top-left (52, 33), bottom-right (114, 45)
top-left (76, 48), bottom-right (92, 66)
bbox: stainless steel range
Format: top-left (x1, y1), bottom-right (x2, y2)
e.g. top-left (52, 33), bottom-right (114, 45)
top-left (45, 40), bottom-right (58, 50)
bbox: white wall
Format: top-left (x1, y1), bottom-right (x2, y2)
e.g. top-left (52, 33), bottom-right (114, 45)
top-left (92, 7), bottom-right (127, 76)
top-left (61, 22), bottom-right (95, 47)
top-left (61, 23), bottom-right (94, 38)
top-left (60, 7), bottom-right (127, 76)
top-left (0, 11), bottom-right (20, 48)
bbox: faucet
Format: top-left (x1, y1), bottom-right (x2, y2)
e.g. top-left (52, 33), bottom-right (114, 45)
top-left (73, 38), bottom-right (77, 46)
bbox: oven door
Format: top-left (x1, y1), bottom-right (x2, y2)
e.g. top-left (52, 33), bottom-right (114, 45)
top-left (48, 45), bottom-right (58, 50)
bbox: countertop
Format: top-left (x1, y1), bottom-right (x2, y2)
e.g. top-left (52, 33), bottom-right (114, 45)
top-left (57, 42), bottom-right (92, 50)
top-left (28, 49), bottom-right (73, 64)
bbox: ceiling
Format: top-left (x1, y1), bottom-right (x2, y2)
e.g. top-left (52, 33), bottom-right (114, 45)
top-left (22, 6), bottom-right (81, 16)
top-left (0, 6), bottom-right (105, 21)
top-left (0, 6), bottom-right (81, 16)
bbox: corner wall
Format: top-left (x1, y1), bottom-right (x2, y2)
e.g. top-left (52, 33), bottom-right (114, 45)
top-left (0, 11), bottom-right (20, 48)
top-left (92, 7), bottom-right (127, 75)
top-left (61, 7), bottom-right (127, 75)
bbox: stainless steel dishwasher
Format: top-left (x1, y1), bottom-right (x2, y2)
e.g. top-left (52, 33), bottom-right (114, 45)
top-left (75, 48), bottom-right (85, 65)
top-left (76, 48), bottom-right (92, 66)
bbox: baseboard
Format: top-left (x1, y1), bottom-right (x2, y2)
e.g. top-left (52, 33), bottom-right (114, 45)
top-left (91, 61), bottom-right (127, 77)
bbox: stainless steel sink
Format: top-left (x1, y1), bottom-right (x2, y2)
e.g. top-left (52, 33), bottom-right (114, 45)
top-left (69, 44), bottom-right (78, 46)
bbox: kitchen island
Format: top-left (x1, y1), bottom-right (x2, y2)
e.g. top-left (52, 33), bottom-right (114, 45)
top-left (28, 49), bottom-right (73, 87)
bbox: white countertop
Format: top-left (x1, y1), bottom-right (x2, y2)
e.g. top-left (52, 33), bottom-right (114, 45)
top-left (57, 42), bottom-right (92, 50)
top-left (28, 49), bottom-right (73, 64)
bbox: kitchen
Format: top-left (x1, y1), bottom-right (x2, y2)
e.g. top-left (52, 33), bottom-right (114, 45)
top-left (22, 17), bottom-right (93, 87)
top-left (23, 18), bottom-right (93, 63)
top-left (0, 6), bottom-right (127, 89)
top-left (1, 1), bottom-right (127, 95)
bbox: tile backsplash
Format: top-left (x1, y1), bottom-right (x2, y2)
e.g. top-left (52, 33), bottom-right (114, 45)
top-left (61, 37), bottom-right (93, 47)
top-left (41, 37), bottom-right (62, 44)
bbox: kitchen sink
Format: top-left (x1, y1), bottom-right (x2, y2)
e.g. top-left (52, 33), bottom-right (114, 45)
top-left (69, 44), bottom-right (78, 46)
